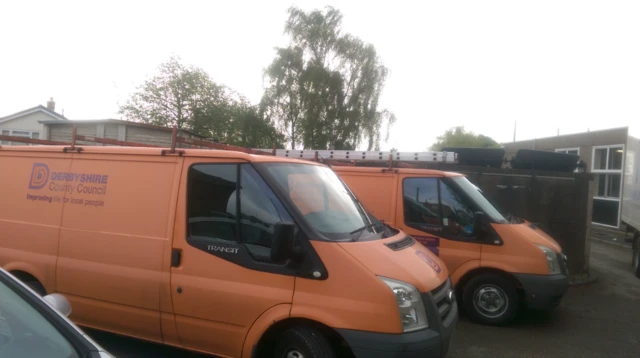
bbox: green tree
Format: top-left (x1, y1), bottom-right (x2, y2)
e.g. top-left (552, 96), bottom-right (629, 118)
top-left (260, 47), bottom-right (305, 150)
top-left (429, 126), bottom-right (501, 151)
top-left (119, 56), bottom-right (226, 131)
top-left (262, 6), bottom-right (396, 150)
top-left (119, 56), bottom-right (284, 148)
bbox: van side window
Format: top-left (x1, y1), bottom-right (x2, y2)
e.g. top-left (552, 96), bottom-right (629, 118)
top-left (402, 178), bottom-right (442, 227)
top-left (402, 177), bottom-right (476, 238)
top-left (187, 164), bottom-right (238, 243)
top-left (439, 180), bottom-right (475, 237)
top-left (187, 163), bottom-right (292, 263)
top-left (237, 165), bottom-right (290, 262)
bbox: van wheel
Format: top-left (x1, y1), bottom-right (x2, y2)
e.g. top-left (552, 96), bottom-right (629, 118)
top-left (462, 273), bottom-right (518, 326)
top-left (273, 326), bottom-right (336, 358)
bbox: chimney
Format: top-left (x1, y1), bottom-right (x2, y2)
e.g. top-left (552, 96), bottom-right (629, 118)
top-left (46, 97), bottom-right (55, 111)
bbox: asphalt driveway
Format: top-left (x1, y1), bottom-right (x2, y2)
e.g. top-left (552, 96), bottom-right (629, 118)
top-left (87, 239), bottom-right (640, 357)
top-left (449, 239), bottom-right (640, 358)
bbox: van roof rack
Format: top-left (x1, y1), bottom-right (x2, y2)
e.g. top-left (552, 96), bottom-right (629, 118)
top-left (258, 149), bottom-right (457, 163)
top-left (0, 125), bottom-right (456, 169)
top-left (254, 149), bottom-right (458, 169)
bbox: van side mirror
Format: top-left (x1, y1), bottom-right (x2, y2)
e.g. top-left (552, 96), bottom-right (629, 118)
top-left (473, 211), bottom-right (488, 239)
top-left (271, 222), bottom-right (296, 263)
top-left (43, 293), bottom-right (72, 317)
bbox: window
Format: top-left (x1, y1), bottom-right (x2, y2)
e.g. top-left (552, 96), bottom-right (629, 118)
top-left (439, 180), bottom-right (476, 236)
top-left (403, 177), bottom-right (442, 227)
top-left (595, 173), bottom-right (622, 198)
top-left (11, 130), bottom-right (31, 138)
top-left (0, 130), bottom-right (9, 145)
top-left (403, 177), bottom-right (484, 238)
top-left (555, 148), bottom-right (579, 155)
top-left (608, 147), bottom-right (623, 170)
top-left (0, 129), bottom-right (40, 145)
top-left (591, 145), bottom-right (624, 227)
top-left (187, 163), bottom-right (292, 262)
top-left (594, 148), bottom-right (608, 170)
top-left (237, 165), bottom-right (288, 260)
top-left (262, 163), bottom-right (381, 241)
top-left (187, 164), bottom-right (238, 243)
top-left (593, 146), bottom-right (623, 171)
top-left (0, 278), bottom-right (80, 358)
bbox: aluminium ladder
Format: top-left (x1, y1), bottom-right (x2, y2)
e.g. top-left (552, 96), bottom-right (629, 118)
top-left (255, 149), bottom-right (458, 163)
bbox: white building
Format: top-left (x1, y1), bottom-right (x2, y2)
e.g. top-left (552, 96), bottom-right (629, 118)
top-left (0, 98), bottom-right (67, 145)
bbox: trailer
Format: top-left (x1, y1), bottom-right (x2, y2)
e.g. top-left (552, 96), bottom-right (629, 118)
top-left (622, 135), bottom-right (640, 277)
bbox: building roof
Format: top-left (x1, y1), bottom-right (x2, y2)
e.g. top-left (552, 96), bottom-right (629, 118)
top-left (38, 118), bottom-right (207, 139)
top-left (0, 105), bottom-right (67, 124)
top-left (503, 126), bottom-right (629, 146)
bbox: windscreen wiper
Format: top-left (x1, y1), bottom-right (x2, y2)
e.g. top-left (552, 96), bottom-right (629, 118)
top-left (349, 220), bottom-right (385, 242)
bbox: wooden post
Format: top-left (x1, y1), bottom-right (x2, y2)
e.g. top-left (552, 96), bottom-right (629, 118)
top-left (63, 124), bottom-right (81, 152)
top-left (171, 126), bottom-right (177, 153)
top-left (70, 124), bottom-right (77, 150)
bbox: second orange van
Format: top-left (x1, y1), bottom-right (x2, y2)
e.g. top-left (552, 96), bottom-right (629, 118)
top-left (334, 166), bottom-right (569, 326)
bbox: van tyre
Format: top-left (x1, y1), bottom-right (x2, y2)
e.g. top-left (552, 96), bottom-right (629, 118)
top-left (24, 280), bottom-right (46, 296)
top-left (462, 273), bottom-right (518, 326)
top-left (273, 326), bottom-right (336, 358)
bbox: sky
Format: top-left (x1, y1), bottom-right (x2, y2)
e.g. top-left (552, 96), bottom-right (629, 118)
top-left (1, 0), bottom-right (639, 151)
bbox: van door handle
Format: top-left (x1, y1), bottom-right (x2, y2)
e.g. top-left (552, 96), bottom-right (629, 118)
top-left (171, 249), bottom-right (182, 267)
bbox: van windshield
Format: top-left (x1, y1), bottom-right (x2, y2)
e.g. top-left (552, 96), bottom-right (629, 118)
top-left (260, 163), bottom-right (384, 241)
top-left (450, 176), bottom-right (509, 224)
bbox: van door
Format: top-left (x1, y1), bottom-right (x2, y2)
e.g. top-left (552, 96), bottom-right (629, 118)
top-left (397, 175), bottom-right (482, 275)
top-left (170, 159), bottom-right (296, 357)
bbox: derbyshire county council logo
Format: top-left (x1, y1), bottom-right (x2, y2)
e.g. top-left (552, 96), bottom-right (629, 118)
top-left (415, 251), bottom-right (442, 274)
top-left (29, 163), bottom-right (50, 189)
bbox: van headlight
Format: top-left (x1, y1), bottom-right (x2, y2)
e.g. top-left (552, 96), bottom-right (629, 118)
top-left (378, 276), bottom-right (428, 332)
top-left (536, 244), bottom-right (561, 275)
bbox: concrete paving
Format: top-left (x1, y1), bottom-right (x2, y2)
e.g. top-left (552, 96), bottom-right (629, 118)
top-left (86, 240), bottom-right (640, 357)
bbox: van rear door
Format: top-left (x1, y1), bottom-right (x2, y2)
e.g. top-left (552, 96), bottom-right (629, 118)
top-left (169, 159), bottom-right (295, 357)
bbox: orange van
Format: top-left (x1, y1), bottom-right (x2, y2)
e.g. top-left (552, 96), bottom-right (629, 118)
top-left (333, 166), bottom-right (569, 326)
top-left (0, 144), bottom-right (458, 358)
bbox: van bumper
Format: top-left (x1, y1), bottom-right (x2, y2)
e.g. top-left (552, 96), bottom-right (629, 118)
top-left (514, 273), bottom-right (569, 310)
top-left (336, 324), bottom-right (455, 358)
top-left (336, 278), bottom-right (459, 358)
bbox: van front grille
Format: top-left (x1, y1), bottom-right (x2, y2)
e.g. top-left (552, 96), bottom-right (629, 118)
top-left (558, 252), bottom-right (568, 275)
top-left (431, 278), bottom-right (456, 325)
top-left (384, 235), bottom-right (415, 251)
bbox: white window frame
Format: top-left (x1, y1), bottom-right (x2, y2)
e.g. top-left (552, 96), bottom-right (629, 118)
top-left (591, 144), bottom-right (625, 228)
top-left (0, 129), bottom-right (41, 146)
top-left (555, 147), bottom-right (580, 155)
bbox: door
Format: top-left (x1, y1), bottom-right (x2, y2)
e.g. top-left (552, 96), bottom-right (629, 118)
top-left (397, 175), bottom-right (482, 275)
top-left (170, 159), bottom-right (296, 357)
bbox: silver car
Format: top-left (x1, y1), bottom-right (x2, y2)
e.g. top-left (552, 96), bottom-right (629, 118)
top-left (0, 267), bottom-right (113, 357)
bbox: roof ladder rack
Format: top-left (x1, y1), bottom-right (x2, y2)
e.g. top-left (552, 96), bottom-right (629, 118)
top-left (258, 149), bottom-right (458, 163)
